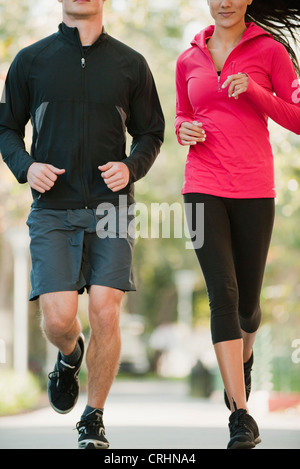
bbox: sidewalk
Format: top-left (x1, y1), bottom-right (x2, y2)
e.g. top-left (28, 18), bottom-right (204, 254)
top-left (0, 379), bottom-right (299, 449)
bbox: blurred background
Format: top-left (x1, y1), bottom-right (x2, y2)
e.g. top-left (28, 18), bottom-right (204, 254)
top-left (0, 0), bottom-right (299, 416)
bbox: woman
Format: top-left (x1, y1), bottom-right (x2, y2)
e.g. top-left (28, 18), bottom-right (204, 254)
top-left (175, 0), bottom-right (300, 449)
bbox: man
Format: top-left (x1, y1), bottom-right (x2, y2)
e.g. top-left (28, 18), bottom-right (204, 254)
top-left (0, 0), bottom-right (164, 449)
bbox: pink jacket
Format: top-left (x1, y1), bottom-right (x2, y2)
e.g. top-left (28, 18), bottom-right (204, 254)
top-left (175, 22), bottom-right (300, 198)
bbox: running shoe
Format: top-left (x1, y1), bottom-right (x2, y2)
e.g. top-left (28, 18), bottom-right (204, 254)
top-left (77, 409), bottom-right (110, 449)
top-left (224, 352), bottom-right (254, 410)
top-left (227, 401), bottom-right (261, 449)
top-left (47, 333), bottom-right (85, 414)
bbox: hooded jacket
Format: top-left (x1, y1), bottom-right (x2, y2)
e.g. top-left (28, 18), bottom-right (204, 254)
top-left (175, 22), bottom-right (300, 199)
top-left (0, 23), bottom-right (165, 209)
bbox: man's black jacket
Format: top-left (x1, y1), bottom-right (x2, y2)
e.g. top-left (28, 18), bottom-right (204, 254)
top-left (0, 22), bottom-right (165, 209)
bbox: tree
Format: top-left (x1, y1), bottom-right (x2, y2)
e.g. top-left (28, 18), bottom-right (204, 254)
top-left (1, 0), bottom-right (299, 346)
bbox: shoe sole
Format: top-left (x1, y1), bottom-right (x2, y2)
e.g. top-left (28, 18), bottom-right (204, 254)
top-left (48, 395), bottom-right (79, 414)
top-left (228, 436), bottom-right (261, 450)
top-left (78, 439), bottom-right (110, 449)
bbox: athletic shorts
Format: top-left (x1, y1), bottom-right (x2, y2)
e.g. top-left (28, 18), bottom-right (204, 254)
top-left (26, 207), bottom-right (136, 301)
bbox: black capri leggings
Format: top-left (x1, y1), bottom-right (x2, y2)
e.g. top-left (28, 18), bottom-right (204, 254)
top-left (183, 193), bottom-right (275, 344)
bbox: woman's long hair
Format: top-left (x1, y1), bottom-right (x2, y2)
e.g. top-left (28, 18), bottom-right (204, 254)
top-left (246, 0), bottom-right (300, 75)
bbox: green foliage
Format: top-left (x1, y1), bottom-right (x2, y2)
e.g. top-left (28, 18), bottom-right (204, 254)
top-left (0, 2), bottom-right (299, 391)
top-left (0, 0), bottom-right (32, 59)
top-left (0, 369), bottom-right (41, 415)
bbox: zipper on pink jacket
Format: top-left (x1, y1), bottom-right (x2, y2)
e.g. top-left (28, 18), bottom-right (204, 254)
top-left (217, 62), bottom-right (235, 92)
top-left (217, 74), bottom-right (221, 92)
top-left (204, 44), bottom-right (237, 93)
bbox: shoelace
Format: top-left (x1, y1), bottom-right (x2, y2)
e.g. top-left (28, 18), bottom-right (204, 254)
top-left (230, 400), bottom-right (251, 433)
top-left (48, 368), bottom-right (77, 395)
top-left (76, 415), bottom-right (105, 436)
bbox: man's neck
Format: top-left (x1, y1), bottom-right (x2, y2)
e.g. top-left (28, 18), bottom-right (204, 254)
top-left (63, 15), bottom-right (103, 46)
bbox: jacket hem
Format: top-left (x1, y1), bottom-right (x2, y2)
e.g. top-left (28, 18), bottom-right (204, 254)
top-left (181, 187), bottom-right (276, 199)
top-left (31, 195), bottom-right (136, 210)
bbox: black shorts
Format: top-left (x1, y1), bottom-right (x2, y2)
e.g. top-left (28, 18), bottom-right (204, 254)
top-left (26, 207), bottom-right (136, 301)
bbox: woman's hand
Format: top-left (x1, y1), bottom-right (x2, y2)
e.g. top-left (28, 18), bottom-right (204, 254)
top-left (178, 121), bottom-right (206, 146)
top-left (222, 73), bottom-right (249, 100)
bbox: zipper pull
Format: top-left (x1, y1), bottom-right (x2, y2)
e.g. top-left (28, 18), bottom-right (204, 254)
top-left (81, 57), bottom-right (86, 69)
top-left (217, 74), bottom-right (222, 92)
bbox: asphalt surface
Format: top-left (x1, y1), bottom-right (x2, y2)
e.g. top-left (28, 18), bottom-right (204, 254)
top-left (0, 379), bottom-right (299, 450)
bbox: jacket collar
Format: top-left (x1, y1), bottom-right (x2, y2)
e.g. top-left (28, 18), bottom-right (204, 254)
top-left (191, 22), bottom-right (273, 50)
top-left (58, 21), bottom-right (107, 47)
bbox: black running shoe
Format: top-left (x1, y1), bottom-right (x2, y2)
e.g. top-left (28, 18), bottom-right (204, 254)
top-left (227, 402), bottom-right (261, 449)
top-left (47, 334), bottom-right (85, 414)
top-left (77, 409), bottom-right (110, 449)
top-left (224, 352), bottom-right (254, 410)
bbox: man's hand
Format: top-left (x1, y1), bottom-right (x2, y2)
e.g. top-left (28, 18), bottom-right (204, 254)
top-left (27, 163), bottom-right (65, 193)
top-left (99, 162), bottom-right (130, 192)
top-left (178, 121), bottom-right (206, 146)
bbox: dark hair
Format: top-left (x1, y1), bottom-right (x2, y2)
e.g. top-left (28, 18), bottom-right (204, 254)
top-left (246, 0), bottom-right (300, 75)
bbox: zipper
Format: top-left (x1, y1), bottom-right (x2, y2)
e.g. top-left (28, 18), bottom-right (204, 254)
top-left (217, 61), bottom-right (236, 93)
top-left (204, 43), bottom-right (237, 93)
top-left (76, 31), bottom-right (89, 209)
top-left (217, 74), bottom-right (221, 92)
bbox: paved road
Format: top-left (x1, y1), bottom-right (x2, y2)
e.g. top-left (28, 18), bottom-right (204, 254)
top-left (0, 379), bottom-right (299, 450)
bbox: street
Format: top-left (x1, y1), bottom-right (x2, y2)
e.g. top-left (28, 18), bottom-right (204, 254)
top-left (0, 379), bottom-right (299, 450)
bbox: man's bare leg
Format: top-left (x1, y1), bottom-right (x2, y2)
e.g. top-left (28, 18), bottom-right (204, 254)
top-left (40, 291), bottom-right (81, 355)
top-left (86, 285), bottom-right (124, 409)
top-left (40, 291), bottom-right (84, 414)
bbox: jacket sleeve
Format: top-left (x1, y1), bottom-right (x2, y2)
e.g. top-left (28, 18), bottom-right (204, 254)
top-left (246, 42), bottom-right (300, 135)
top-left (122, 56), bottom-right (165, 183)
top-left (0, 52), bottom-right (35, 184)
top-left (175, 57), bottom-right (194, 145)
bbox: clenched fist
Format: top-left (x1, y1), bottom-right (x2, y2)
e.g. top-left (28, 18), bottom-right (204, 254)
top-left (178, 121), bottom-right (206, 146)
top-left (99, 162), bottom-right (130, 192)
top-left (27, 163), bottom-right (65, 193)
